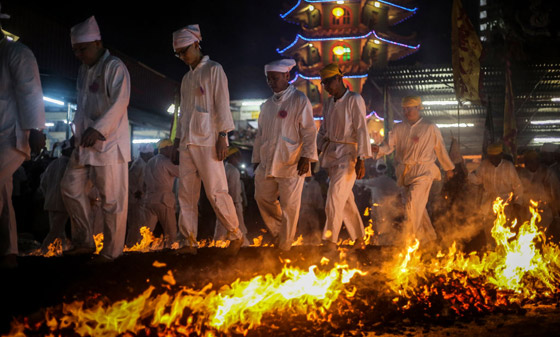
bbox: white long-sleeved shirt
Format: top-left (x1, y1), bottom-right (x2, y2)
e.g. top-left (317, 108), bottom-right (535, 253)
top-left (73, 50), bottom-right (131, 166)
top-left (317, 90), bottom-right (372, 168)
top-left (377, 117), bottom-right (455, 186)
top-left (40, 156), bottom-right (70, 212)
top-left (176, 56), bottom-right (234, 148)
top-left (517, 165), bottom-right (560, 215)
top-left (252, 85), bottom-right (318, 178)
top-left (129, 157), bottom-right (147, 197)
top-left (468, 159), bottom-right (524, 207)
top-left (0, 37), bottom-right (45, 158)
top-left (144, 154), bottom-right (179, 208)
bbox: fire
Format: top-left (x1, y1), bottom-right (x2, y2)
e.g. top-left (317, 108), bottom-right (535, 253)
top-left (385, 195), bottom-right (560, 312)
top-left (93, 232), bottom-right (103, 254)
top-left (124, 226), bottom-right (164, 252)
top-left (26, 238), bottom-right (64, 257)
top-left (7, 263), bottom-right (365, 336)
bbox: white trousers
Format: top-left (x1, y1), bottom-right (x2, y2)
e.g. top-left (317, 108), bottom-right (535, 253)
top-left (41, 211), bottom-right (69, 252)
top-left (145, 202), bottom-right (177, 248)
top-left (322, 163), bottom-right (365, 243)
top-left (61, 153), bottom-right (128, 259)
top-left (125, 197), bottom-right (147, 247)
top-left (214, 201), bottom-right (250, 245)
top-left (403, 175), bottom-right (437, 244)
top-left (0, 147), bottom-right (26, 256)
top-left (177, 146), bottom-right (241, 246)
top-left (254, 166), bottom-right (305, 251)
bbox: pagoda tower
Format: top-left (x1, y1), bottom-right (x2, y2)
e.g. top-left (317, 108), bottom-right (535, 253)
top-left (278, 0), bottom-right (420, 116)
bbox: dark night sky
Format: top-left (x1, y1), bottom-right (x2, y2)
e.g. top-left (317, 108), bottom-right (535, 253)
top-left (3, 0), bottom-right (461, 99)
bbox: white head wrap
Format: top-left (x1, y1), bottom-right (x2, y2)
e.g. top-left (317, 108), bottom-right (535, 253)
top-left (264, 59), bottom-right (296, 75)
top-left (71, 16), bottom-right (101, 45)
top-left (376, 159), bottom-right (387, 173)
top-left (172, 24), bottom-right (202, 50)
top-left (0, 3), bottom-right (11, 20)
top-left (138, 144), bottom-right (154, 154)
top-left (541, 143), bottom-right (559, 153)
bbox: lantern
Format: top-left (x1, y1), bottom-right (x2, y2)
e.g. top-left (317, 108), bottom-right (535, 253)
top-left (333, 45), bottom-right (345, 56)
top-left (332, 7), bottom-right (345, 19)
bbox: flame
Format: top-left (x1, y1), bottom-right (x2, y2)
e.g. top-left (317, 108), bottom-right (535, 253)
top-left (10, 263), bottom-right (365, 336)
top-left (364, 222), bottom-right (375, 245)
top-left (93, 233), bottom-right (103, 255)
top-left (43, 239), bottom-right (64, 258)
top-left (291, 234), bottom-right (304, 246)
top-left (385, 196), bottom-right (560, 308)
top-left (123, 226), bottom-right (164, 252)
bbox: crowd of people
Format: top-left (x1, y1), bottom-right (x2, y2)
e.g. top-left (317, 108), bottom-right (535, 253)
top-left (2, 12), bottom-right (560, 269)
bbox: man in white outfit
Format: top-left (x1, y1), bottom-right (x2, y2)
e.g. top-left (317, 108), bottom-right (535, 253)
top-left (372, 96), bottom-right (455, 244)
top-left (0, 6), bottom-right (46, 268)
top-left (214, 147), bottom-right (250, 246)
top-left (125, 144), bottom-right (153, 247)
top-left (517, 150), bottom-right (560, 231)
top-left (143, 140), bottom-right (179, 248)
top-left (61, 16), bottom-right (131, 262)
top-left (317, 64), bottom-right (372, 250)
top-left (40, 140), bottom-right (73, 253)
top-left (172, 24), bottom-right (243, 255)
top-left (468, 143), bottom-right (524, 247)
top-left (252, 59), bottom-right (318, 251)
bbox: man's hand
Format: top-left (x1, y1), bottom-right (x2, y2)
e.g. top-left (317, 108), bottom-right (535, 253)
top-left (297, 157), bottom-right (311, 175)
top-left (216, 136), bottom-right (228, 161)
top-left (371, 144), bottom-right (379, 154)
top-left (80, 127), bottom-right (104, 147)
top-left (355, 158), bottom-right (365, 179)
top-left (445, 170), bottom-right (455, 181)
top-left (28, 129), bottom-right (46, 154)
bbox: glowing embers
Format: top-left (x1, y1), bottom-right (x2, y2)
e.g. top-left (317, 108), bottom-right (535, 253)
top-left (7, 263), bottom-right (365, 336)
top-left (384, 195), bottom-right (560, 317)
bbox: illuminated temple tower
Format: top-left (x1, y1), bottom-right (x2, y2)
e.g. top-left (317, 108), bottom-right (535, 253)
top-left (278, 0), bottom-right (420, 116)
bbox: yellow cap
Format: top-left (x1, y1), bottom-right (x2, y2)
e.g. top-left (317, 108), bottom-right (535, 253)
top-left (227, 147), bottom-right (240, 158)
top-left (487, 142), bottom-right (503, 155)
top-left (401, 96), bottom-right (422, 108)
top-left (157, 139), bottom-right (173, 150)
top-left (320, 63), bottom-right (343, 80)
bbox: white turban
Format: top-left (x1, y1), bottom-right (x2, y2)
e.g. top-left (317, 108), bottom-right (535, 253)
top-left (138, 144), bottom-right (154, 154)
top-left (173, 24), bottom-right (202, 50)
top-left (71, 16), bottom-right (101, 45)
top-left (264, 59), bottom-right (296, 75)
top-left (0, 3), bottom-right (11, 20)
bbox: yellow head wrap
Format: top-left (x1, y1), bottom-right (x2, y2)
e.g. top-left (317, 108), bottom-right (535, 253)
top-left (486, 142), bottom-right (503, 155)
top-left (320, 63), bottom-right (343, 80)
top-left (401, 96), bottom-right (423, 108)
top-left (157, 139), bottom-right (173, 150)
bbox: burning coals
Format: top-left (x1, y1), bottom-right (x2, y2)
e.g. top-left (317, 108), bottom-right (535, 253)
top-left (4, 197), bottom-right (560, 336)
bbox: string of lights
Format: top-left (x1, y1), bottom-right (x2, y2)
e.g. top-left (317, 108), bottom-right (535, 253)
top-left (280, 0), bottom-right (417, 19)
